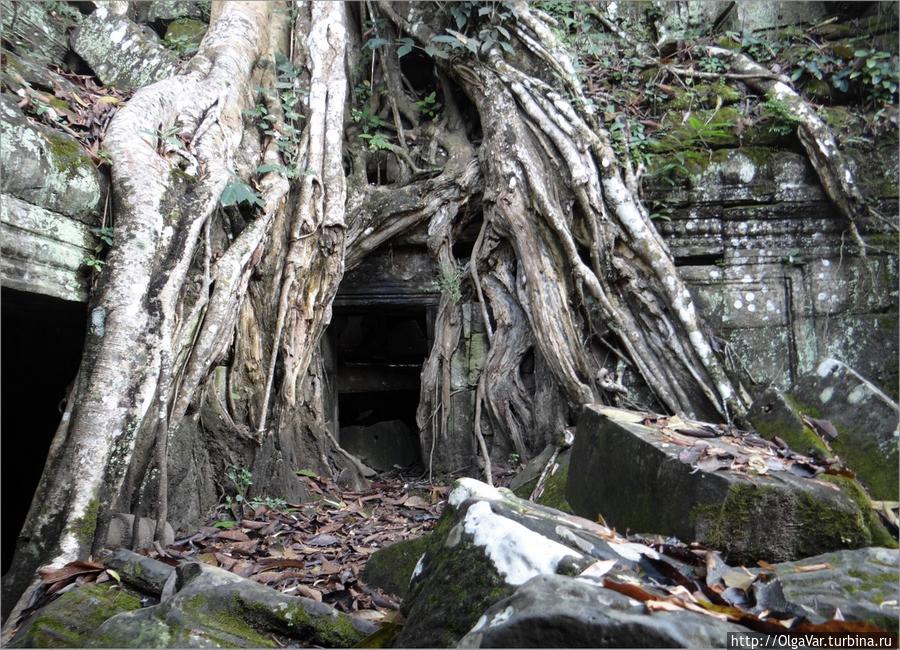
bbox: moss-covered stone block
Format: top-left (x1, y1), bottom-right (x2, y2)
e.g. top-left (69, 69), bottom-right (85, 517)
top-left (10, 584), bottom-right (142, 648)
top-left (361, 534), bottom-right (430, 599)
top-left (396, 480), bottom-right (597, 647)
top-left (794, 359), bottom-right (899, 500)
top-left (667, 82), bottom-right (741, 110)
top-left (748, 388), bottom-right (831, 458)
top-left (757, 547), bottom-right (899, 632)
top-left (567, 405), bottom-right (887, 564)
top-left (1, 95), bottom-right (104, 222)
top-left (164, 18), bottom-right (206, 54)
top-left (511, 448), bottom-right (573, 514)
top-left (71, 14), bottom-right (178, 91)
top-left (88, 563), bottom-right (374, 648)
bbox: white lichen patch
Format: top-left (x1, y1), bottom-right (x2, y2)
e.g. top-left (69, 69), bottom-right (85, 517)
top-left (410, 553), bottom-right (426, 583)
top-left (819, 386), bottom-right (834, 403)
top-left (461, 501), bottom-right (585, 585)
top-left (449, 477), bottom-right (504, 508)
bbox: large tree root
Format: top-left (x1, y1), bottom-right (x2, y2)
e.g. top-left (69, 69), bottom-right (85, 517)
top-left (705, 46), bottom-right (871, 255)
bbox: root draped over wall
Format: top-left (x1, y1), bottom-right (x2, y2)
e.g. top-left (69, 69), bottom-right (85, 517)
top-left (4, 0), bottom-right (874, 621)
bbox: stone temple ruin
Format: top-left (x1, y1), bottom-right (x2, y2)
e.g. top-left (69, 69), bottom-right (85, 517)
top-left (0, 0), bottom-right (898, 614)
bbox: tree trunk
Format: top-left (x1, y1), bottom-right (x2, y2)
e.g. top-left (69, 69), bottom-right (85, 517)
top-left (16, 0), bottom-right (875, 617)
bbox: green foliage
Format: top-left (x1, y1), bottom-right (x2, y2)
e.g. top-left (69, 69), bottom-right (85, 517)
top-left (93, 226), bottom-right (114, 247)
top-left (139, 125), bottom-right (182, 153)
top-left (82, 225), bottom-right (113, 274)
top-left (359, 132), bottom-right (392, 151)
top-left (433, 261), bottom-right (466, 303)
top-left (213, 520), bottom-right (237, 530)
top-left (242, 53), bottom-right (305, 179)
top-left (721, 28), bottom-right (898, 107)
top-left (698, 56), bottom-right (727, 74)
top-left (415, 91), bottom-right (442, 118)
top-left (351, 106), bottom-right (389, 133)
top-left (81, 255), bottom-right (105, 273)
top-left (222, 466), bottom-right (287, 514)
top-left (833, 49), bottom-right (899, 104)
top-left (762, 97), bottom-right (801, 137)
top-left (219, 179), bottom-right (263, 208)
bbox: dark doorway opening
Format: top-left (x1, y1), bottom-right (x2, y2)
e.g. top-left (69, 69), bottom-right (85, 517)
top-left (1, 288), bottom-right (86, 574)
top-left (327, 306), bottom-right (430, 472)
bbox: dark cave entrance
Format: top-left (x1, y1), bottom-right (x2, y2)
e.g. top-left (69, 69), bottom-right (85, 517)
top-left (325, 305), bottom-right (432, 473)
top-left (1, 288), bottom-right (87, 575)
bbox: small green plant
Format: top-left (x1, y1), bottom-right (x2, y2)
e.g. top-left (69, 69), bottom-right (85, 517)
top-left (82, 256), bottom-right (105, 273)
top-left (139, 125), bottom-right (182, 154)
top-left (698, 56), bottom-right (727, 74)
top-left (350, 106), bottom-right (389, 133)
top-left (834, 49), bottom-right (899, 105)
top-left (219, 179), bottom-right (264, 208)
top-left (93, 226), bottom-right (114, 247)
top-left (164, 32), bottom-right (199, 57)
top-left (82, 226), bottom-right (114, 274)
top-left (359, 132), bottom-right (392, 151)
top-left (224, 465), bottom-right (253, 509)
top-left (508, 452), bottom-right (520, 466)
top-left (433, 261), bottom-right (466, 303)
top-left (762, 97), bottom-right (801, 137)
top-left (415, 91), bottom-right (442, 118)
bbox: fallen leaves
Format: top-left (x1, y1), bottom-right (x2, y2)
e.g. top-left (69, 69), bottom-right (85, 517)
top-left (137, 470), bottom-right (444, 616)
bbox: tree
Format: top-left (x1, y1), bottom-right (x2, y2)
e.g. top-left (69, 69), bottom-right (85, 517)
top-left (2, 0), bottom-right (874, 619)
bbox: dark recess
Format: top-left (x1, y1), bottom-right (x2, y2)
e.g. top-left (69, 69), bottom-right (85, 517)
top-left (1, 288), bottom-right (86, 575)
top-left (329, 306), bottom-right (429, 468)
top-left (674, 252), bottom-right (725, 267)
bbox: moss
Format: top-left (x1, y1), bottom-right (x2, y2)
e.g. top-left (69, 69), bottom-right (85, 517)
top-left (795, 487), bottom-right (870, 557)
top-left (239, 596), bottom-right (364, 648)
top-left (164, 18), bottom-right (206, 53)
top-left (668, 82), bottom-right (741, 110)
top-left (784, 396), bottom-right (898, 501)
top-left (749, 409), bottom-right (830, 458)
top-left (363, 534), bottom-right (431, 598)
top-left (692, 480), bottom-right (875, 563)
top-left (828, 430), bottom-right (899, 502)
top-left (820, 475), bottom-right (898, 549)
top-left (649, 107), bottom-right (743, 152)
top-left (180, 592), bottom-right (275, 647)
top-left (398, 507), bottom-right (513, 647)
top-left (72, 497), bottom-right (101, 548)
top-left (45, 132), bottom-right (90, 177)
top-left (10, 584), bottom-right (141, 648)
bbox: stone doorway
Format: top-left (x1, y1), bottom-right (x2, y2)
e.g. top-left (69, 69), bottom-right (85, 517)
top-left (326, 305), bottom-right (431, 472)
top-left (1, 287), bottom-right (86, 574)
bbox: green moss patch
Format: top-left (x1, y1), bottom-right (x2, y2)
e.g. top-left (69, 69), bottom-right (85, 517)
top-left (397, 508), bottom-right (514, 647)
top-left (692, 480), bottom-right (875, 564)
top-left (10, 584), bottom-right (141, 648)
top-left (362, 534), bottom-right (431, 598)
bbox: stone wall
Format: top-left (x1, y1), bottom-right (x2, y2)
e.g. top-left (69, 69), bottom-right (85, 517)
top-left (646, 137), bottom-right (898, 398)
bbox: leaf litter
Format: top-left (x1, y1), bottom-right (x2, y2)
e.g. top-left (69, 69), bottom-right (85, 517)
top-left (135, 470), bottom-right (447, 621)
top-left (24, 467), bottom-right (896, 645)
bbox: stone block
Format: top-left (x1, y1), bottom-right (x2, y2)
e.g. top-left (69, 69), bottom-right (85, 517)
top-left (71, 14), bottom-right (177, 91)
top-left (566, 405), bottom-right (892, 563)
top-left (458, 574), bottom-right (747, 649)
top-left (1, 95), bottom-right (105, 222)
top-left (793, 359), bottom-right (899, 500)
top-left (339, 419), bottom-right (418, 471)
top-left (10, 583), bottom-right (142, 648)
top-left (752, 547), bottom-right (899, 633)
